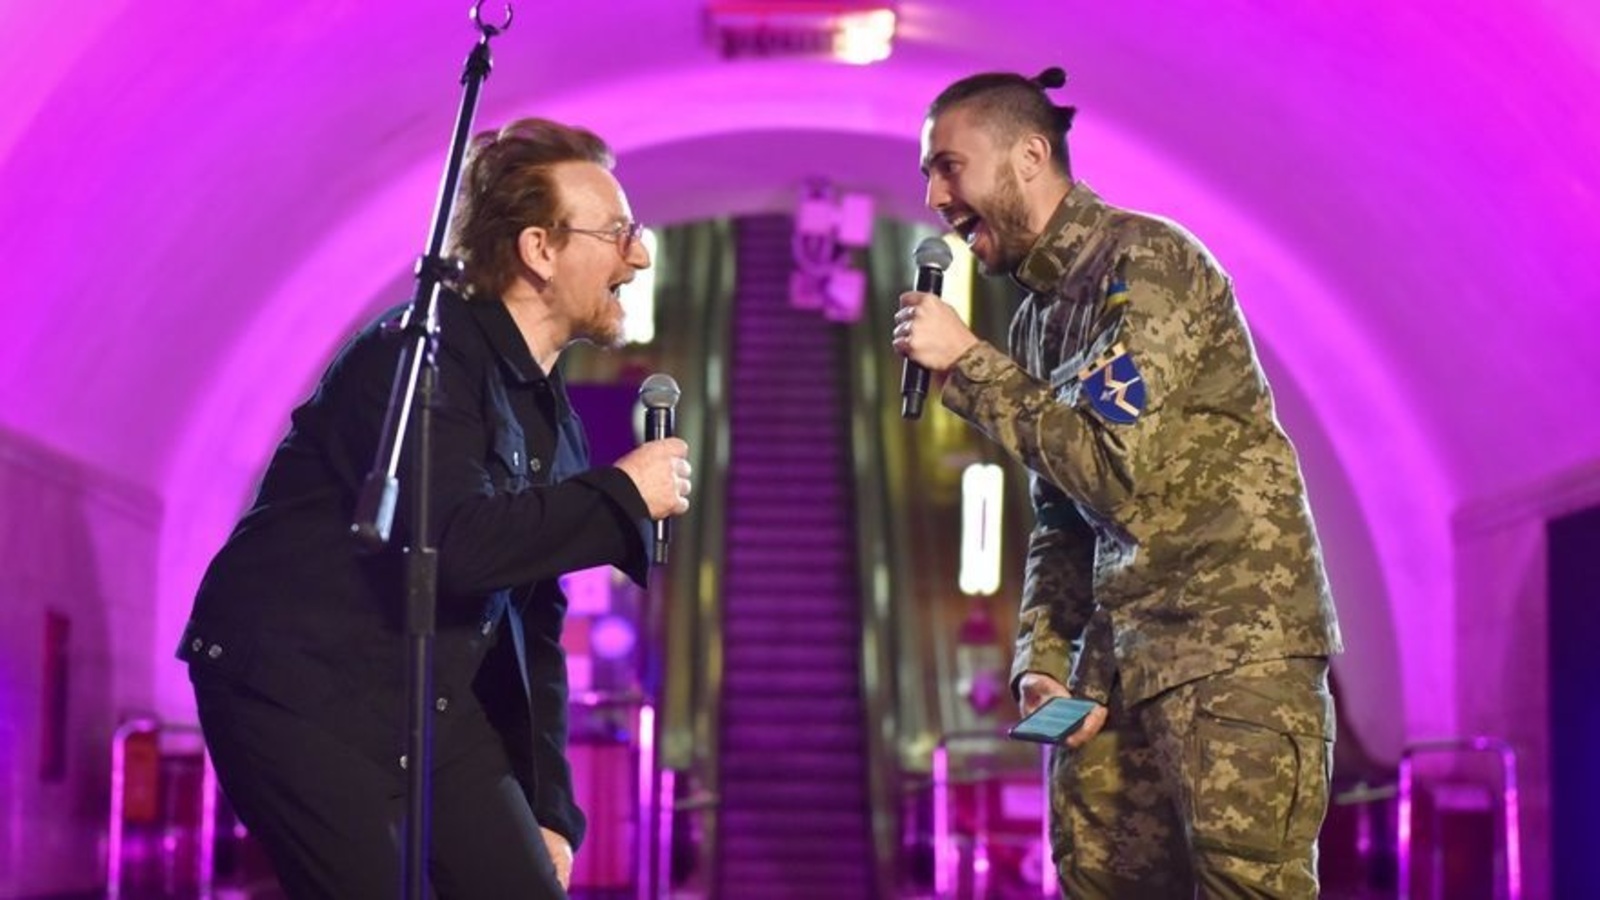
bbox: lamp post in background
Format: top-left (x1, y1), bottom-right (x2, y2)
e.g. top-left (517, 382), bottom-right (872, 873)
top-left (957, 462), bottom-right (1005, 716)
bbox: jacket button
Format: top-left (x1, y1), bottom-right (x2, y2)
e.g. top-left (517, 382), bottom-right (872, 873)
top-left (435, 697), bottom-right (449, 713)
top-left (206, 644), bottom-right (223, 660)
top-left (480, 620), bottom-right (493, 636)
top-left (529, 457), bottom-right (542, 473)
top-left (190, 638), bottom-right (204, 653)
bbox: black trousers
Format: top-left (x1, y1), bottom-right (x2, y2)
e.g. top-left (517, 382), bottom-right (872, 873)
top-left (194, 675), bottom-right (566, 900)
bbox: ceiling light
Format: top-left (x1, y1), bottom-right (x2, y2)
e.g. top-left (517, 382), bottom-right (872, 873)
top-left (706, 1), bottom-right (898, 64)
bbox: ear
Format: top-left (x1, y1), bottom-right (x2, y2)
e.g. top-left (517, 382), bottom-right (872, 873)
top-left (1015, 132), bottom-right (1053, 181)
top-left (518, 226), bottom-right (557, 283)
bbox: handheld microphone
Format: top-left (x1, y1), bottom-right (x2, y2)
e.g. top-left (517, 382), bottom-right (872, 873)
top-left (901, 237), bottom-right (955, 419)
top-left (638, 373), bottom-right (681, 565)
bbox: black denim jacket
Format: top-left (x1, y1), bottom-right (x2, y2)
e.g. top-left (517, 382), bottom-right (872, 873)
top-left (179, 291), bottom-right (649, 848)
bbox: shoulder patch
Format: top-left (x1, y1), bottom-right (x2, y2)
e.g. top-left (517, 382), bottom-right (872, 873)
top-left (1077, 342), bottom-right (1146, 425)
top-left (1105, 278), bottom-right (1130, 308)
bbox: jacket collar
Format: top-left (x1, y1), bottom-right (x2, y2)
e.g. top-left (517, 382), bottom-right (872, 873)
top-left (462, 294), bottom-right (554, 389)
top-left (1012, 180), bottom-right (1111, 296)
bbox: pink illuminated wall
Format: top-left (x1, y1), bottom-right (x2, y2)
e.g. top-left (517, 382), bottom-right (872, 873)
top-left (1, 2), bottom-right (1598, 895)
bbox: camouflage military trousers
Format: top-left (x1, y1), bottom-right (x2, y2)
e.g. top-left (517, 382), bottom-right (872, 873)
top-left (1049, 657), bottom-right (1335, 898)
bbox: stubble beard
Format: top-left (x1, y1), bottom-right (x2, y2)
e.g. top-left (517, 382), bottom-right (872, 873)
top-left (980, 163), bottom-right (1036, 277)
top-left (575, 297), bottom-right (626, 349)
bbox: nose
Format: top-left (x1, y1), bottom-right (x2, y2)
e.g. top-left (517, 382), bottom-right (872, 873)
top-left (628, 235), bottom-right (652, 270)
top-left (924, 174), bottom-right (949, 213)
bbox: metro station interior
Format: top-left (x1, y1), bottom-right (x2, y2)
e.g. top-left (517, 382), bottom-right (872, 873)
top-left (1, 2), bottom-right (1597, 898)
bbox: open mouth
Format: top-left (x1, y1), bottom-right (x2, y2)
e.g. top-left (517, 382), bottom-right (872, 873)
top-left (948, 212), bottom-right (982, 245)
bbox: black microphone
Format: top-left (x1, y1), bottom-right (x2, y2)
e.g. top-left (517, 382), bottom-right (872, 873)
top-left (901, 237), bottom-right (955, 419)
top-left (639, 373), bottom-right (681, 565)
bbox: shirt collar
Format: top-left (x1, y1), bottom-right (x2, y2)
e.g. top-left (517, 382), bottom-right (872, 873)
top-left (1012, 180), bottom-right (1110, 295)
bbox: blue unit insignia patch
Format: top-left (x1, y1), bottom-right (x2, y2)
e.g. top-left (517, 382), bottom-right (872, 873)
top-left (1077, 342), bottom-right (1146, 425)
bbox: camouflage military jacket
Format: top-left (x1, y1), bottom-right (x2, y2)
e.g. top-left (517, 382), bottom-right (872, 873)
top-left (942, 182), bottom-right (1342, 706)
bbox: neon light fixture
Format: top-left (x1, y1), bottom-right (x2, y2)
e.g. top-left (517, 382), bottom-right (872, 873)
top-left (959, 462), bottom-right (1004, 595)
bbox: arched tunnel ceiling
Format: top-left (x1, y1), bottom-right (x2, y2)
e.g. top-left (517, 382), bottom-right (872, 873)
top-left (2, 2), bottom-right (1597, 746)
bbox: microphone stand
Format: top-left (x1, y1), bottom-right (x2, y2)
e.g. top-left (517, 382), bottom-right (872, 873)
top-left (349, 5), bottom-right (512, 898)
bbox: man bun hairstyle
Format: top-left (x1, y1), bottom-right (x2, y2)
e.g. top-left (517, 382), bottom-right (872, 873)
top-left (1032, 66), bottom-right (1068, 89)
top-left (929, 66), bottom-right (1077, 172)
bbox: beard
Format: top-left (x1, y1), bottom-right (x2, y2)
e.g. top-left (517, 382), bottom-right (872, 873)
top-left (979, 163), bottom-right (1037, 276)
top-left (571, 293), bottom-right (627, 349)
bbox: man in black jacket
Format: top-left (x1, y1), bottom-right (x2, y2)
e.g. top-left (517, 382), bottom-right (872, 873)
top-left (178, 118), bottom-right (691, 898)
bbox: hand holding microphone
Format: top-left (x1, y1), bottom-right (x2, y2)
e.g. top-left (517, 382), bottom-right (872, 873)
top-left (617, 373), bottom-right (690, 565)
top-left (894, 237), bottom-right (976, 418)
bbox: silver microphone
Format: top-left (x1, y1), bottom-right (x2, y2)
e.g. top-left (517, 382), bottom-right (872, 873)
top-left (639, 373), bottom-right (681, 565)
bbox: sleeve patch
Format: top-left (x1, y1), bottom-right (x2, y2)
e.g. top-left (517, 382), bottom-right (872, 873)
top-left (1078, 342), bottom-right (1146, 425)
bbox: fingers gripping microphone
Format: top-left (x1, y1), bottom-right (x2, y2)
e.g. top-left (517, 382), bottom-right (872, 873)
top-left (901, 237), bottom-right (955, 419)
top-left (639, 373), bottom-right (681, 565)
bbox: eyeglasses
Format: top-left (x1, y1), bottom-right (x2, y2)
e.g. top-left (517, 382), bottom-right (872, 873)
top-left (549, 220), bottom-right (644, 256)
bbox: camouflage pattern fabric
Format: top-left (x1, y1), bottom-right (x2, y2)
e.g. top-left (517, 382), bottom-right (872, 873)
top-left (939, 182), bottom-right (1343, 894)
top-left (1051, 658), bottom-right (1334, 897)
top-left (941, 181), bottom-right (1342, 706)
top-left (1050, 681), bottom-right (1193, 898)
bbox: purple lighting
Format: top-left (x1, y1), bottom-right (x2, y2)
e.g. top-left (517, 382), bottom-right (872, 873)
top-left (590, 615), bottom-right (638, 661)
top-left (2, 3), bottom-right (1599, 896)
top-left (147, 72), bottom-right (1429, 762)
top-left (932, 741), bottom-right (952, 896)
top-left (1397, 736), bottom-right (1522, 899)
top-left (0, 5), bottom-right (1585, 754)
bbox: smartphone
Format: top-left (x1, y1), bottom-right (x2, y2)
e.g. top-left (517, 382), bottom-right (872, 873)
top-left (1007, 696), bottom-right (1098, 744)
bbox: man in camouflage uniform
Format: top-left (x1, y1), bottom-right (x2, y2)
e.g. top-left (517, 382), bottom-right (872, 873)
top-left (893, 69), bottom-right (1343, 897)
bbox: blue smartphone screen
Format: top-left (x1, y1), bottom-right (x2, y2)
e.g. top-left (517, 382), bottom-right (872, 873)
top-left (1007, 696), bottom-right (1096, 744)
